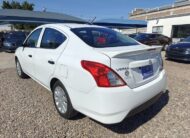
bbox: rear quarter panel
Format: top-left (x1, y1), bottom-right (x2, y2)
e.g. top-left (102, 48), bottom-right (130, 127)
top-left (52, 33), bottom-right (111, 94)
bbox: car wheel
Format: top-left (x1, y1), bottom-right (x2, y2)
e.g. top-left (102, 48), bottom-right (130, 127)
top-left (16, 59), bottom-right (28, 78)
top-left (53, 81), bottom-right (77, 119)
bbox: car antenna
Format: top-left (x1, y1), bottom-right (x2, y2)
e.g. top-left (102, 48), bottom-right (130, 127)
top-left (89, 17), bottom-right (96, 25)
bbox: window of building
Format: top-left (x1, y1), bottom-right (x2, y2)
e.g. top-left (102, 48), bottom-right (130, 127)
top-left (40, 28), bottom-right (66, 49)
top-left (152, 26), bottom-right (163, 34)
top-left (172, 25), bottom-right (190, 38)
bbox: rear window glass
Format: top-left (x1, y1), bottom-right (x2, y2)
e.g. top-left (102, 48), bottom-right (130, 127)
top-left (71, 27), bottom-right (138, 48)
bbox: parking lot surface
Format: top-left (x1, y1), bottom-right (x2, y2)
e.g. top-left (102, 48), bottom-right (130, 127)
top-left (0, 51), bottom-right (190, 138)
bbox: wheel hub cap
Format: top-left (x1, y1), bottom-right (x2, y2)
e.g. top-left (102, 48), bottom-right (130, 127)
top-left (54, 86), bottom-right (68, 114)
top-left (16, 62), bottom-right (21, 76)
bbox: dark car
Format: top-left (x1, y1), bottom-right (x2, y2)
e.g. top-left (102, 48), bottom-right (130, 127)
top-left (166, 36), bottom-right (190, 62)
top-left (0, 32), bottom-right (4, 48)
top-left (128, 33), bottom-right (138, 38)
top-left (3, 31), bottom-right (27, 52)
top-left (133, 33), bottom-right (172, 50)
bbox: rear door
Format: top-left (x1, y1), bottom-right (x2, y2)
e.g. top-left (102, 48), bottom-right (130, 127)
top-left (21, 28), bottom-right (42, 77)
top-left (34, 27), bottom-right (68, 87)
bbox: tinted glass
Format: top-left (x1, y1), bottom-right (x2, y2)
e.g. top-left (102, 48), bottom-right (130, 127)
top-left (182, 36), bottom-right (190, 42)
top-left (150, 34), bottom-right (157, 38)
top-left (25, 29), bottom-right (42, 48)
top-left (71, 27), bottom-right (138, 48)
top-left (4, 32), bottom-right (26, 40)
top-left (40, 28), bottom-right (66, 49)
top-left (134, 34), bottom-right (149, 40)
top-left (129, 34), bottom-right (137, 38)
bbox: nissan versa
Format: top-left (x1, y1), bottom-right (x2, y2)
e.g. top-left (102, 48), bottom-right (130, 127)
top-left (15, 24), bottom-right (167, 124)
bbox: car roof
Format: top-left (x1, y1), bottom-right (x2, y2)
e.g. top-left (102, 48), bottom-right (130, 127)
top-left (40, 23), bottom-right (105, 29)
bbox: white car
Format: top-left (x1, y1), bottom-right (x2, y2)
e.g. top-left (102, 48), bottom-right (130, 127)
top-left (15, 24), bottom-right (167, 124)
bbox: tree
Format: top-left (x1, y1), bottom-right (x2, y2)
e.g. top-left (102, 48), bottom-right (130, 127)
top-left (2, 1), bottom-right (12, 9)
top-left (22, 1), bottom-right (34, 10)
top-left (1, 0), bottom-right (36, 30)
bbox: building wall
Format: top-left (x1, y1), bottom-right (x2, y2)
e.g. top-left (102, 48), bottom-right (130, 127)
top-left (129, 5), bottom-right (190, 20)
top-left (147, 15), bottom-right (190, 38)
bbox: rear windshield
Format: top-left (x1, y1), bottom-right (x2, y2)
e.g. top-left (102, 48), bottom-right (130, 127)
top-left (71, 27), bottom-right (139, 48)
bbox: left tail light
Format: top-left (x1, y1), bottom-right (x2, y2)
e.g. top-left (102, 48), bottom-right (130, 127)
top-left (81, 60), bottom-right (126, 87)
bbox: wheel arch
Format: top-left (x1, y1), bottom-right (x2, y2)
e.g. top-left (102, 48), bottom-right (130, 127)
top-left (15, 56), bottom-right (18, 61)
top-left (50, 78), bottom-right (60, 91)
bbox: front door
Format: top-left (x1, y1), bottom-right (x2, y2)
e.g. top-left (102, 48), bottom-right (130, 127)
top-left (21, 28), bottom-right (42, 77)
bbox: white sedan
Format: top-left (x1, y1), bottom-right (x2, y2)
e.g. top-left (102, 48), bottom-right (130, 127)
top-left (15, 24), bottom-right (167, 124)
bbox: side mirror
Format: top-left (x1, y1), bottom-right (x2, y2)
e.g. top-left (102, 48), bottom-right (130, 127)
top-left (22, 43), bottom-right (28, 51)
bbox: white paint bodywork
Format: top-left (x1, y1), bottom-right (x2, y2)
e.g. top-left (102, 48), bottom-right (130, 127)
top-left (15, 24), bottom-right (167, 124)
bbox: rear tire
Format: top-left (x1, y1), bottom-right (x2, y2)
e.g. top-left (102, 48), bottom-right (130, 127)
top-left (52, 81), bottom-right (78, 119)
top-left (16, 59), bottom-right (28, 79)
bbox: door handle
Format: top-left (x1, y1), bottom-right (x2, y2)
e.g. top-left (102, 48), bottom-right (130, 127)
top-left (48, 60), bottom-right (55, 65)
top-left (28, 55), bottom-right (32, 58)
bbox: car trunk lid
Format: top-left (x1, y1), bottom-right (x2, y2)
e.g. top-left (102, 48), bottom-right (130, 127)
top-left (95, 45), bottom-right (163, 88)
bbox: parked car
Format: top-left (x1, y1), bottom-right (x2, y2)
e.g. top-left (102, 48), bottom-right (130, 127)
top-left (166, 36), bottom-right (190, 61)
top-left (133, 33), bottom-right (172, 50)
top-left (128, 33), bottom-right (138, 38)
top-left (0, 32), bottom-right (4, 48)
top-left (3, 31), bottom-right (27, 52)
top-left (15, 24), bottom-right (167, 124)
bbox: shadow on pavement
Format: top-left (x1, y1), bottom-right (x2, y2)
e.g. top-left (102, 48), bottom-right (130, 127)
top-left (98, 91), bottom-right (169, 134)
top-left (71, 113), bottom-right (86, 120)
top-left (0, 47), bottom-right (4, 52)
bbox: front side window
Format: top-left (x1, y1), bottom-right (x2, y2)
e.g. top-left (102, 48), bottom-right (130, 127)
top-left (25, 28), bottom-right (42, 48)
top-left (71, 27), bottom-right (138, 48)
top-left (40, 28), bottom-right (66, 49)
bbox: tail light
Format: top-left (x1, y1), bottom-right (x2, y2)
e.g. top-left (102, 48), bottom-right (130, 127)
top-left (81, 60), bottom-right (126, 87)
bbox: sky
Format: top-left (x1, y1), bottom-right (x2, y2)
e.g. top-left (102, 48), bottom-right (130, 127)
top-left (1, 0), bottom-right (175, 20)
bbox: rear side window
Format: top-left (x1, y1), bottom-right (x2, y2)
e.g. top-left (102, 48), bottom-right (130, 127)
top-left (40, 28), bottom-right (66, 49)
top-left (71, 27), bottom-right (138, 48)
top-left (25, 28), bottom-right (42, 48)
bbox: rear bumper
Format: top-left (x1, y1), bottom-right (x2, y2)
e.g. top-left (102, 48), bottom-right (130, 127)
top-left (69, 70), bottom-right (167, 124)
top-left (166, 51), bottom-right (190, 61)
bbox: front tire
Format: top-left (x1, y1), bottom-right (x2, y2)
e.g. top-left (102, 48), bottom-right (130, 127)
top-left (16, 59), bottom-right (28, 78)
top-left (53, 81), bottom-right (77, 119)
